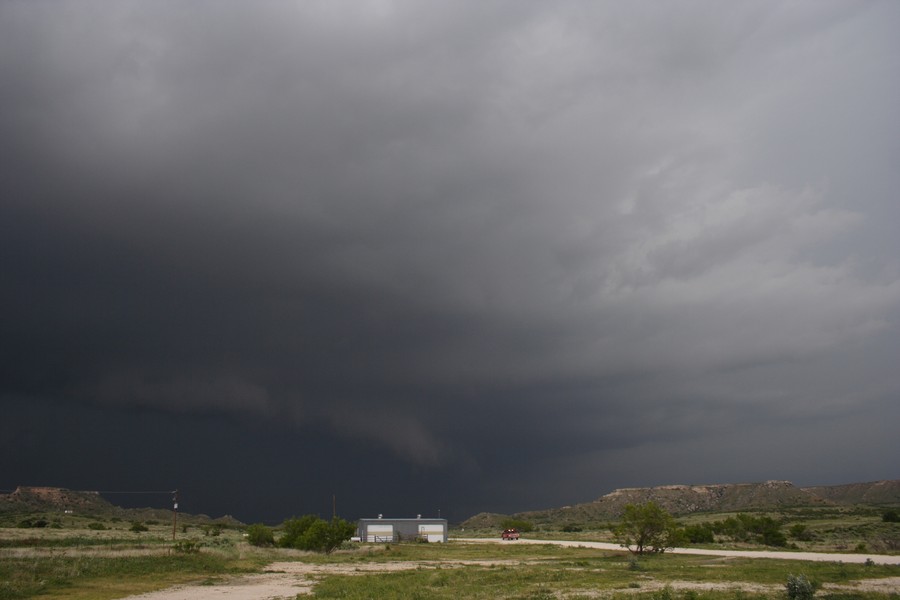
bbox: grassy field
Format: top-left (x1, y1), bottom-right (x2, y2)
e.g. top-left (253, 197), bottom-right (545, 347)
top-left (1, 512), bottom-right (898, 599)
top-left (309, 543), bottom-right (900, 599)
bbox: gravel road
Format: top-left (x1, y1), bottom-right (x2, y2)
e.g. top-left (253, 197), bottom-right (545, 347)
top-left (454, 537), bottom-right (900, 564)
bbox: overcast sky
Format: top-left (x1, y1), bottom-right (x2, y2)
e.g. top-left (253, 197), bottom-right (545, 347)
top-left (2, 1), bottom-right (899, 524)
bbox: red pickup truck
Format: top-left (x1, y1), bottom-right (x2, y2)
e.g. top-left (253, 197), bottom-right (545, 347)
top-left (501, 528), bottom-right (520, 540)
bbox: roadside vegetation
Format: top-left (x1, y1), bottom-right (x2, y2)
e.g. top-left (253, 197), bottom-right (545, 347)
top-left (463, 503), bottom-right (900, 555)
top-left (309, 545), bottom-right (899, 599)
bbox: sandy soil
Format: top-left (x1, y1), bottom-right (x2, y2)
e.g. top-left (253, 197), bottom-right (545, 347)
top-left (110, 540), bottom-right (900, 599)
top-left (118, 559), bottom-right (525, 600)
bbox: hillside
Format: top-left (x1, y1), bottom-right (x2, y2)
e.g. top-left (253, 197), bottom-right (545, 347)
top-left (0, 486), bottom-right (117, 515)
top-left (803, 480), bottom-right (900, 505)
top-left (0, 486), bottom-right (242, 526)
top-left (461, 479), bottom-right (900, 530)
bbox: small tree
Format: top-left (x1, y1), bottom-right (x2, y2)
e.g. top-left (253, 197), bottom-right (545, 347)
top-left (246, 523), bottom-right (275, 547)
top-left (278, 515), bottom-right (355, 553)
top-left (304, 517), bottom-right (356, 554)
top-left (613, 502), bottom-right (681, 554)
top-left (278, 515), bottom-right (319, 549)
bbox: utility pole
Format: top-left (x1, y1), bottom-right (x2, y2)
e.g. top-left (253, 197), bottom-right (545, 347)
top-left (172, 490), bottom-right (179, 541)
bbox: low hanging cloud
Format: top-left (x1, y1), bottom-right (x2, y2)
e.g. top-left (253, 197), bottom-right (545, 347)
top-left (2, 1), bottom-right (899, 515)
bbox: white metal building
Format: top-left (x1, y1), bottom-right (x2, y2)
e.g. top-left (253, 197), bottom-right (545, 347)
top-left (357, 516), bottom-right (448, 543)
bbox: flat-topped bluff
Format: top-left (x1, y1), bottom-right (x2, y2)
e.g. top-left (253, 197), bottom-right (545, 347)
top-left (0, 486), bottom-right (114, 513)
top-left (462, 479), bottom-right (900, 529)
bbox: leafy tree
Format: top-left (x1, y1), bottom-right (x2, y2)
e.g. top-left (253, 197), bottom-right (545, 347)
top-left (303, 517), bottom-right (356, 554)
top-left (278, 515), bottom-right (355, 554)
top-left (710, 513), bottom-right (787, 547)
top-left (278, 515), bottom-right (319, 549)
top-left (682, 523), bottom-right (714, 544)
top-left (613, 502), bottom-right (682, 554)
top-left (246, 523), bottom-right (275, 547)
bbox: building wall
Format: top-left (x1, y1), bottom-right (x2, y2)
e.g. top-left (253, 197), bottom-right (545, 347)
top-left (357, 518), bottom-right (448, 543)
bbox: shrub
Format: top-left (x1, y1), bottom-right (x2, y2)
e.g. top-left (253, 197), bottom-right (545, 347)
top-left (246, 523), bottom-right (275, 547)
top-left (87, 522), bottom-right (107, 531)
top-left (790, 524), bottom-right (813, 541)
top-left (278, 515), bottom-right (355, 553)
top-left (785, 574), bottom-right (817, 600)
top-left (683, 523), bottom-right (715, 544)
top-left (882, 510), bottom-right (900, 523)
top-left (278, 515), bottom-right (319, 549)
top-left (562, 524), bottom-right (582, 533)
top-left (653, 585), bottom-right (675, 600)
top-left (173, 540), bottom-right (201, 553)
top-left (18, 518), bottom-right (49, 529)
top-left (130, 521), bottom-right (149, 533)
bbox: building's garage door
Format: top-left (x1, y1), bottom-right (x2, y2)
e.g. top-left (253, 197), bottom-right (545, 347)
top-left (418, 524), bottom-right (444, 543)
top-left (366, 524), bottom-right (394, 542)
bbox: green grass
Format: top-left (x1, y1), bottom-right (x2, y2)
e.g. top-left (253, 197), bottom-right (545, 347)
top-left (2, 514), bottom-right (899, 600)
top-left (309, 546), bottom-right (900, 599)
top-left (0, 524), bottom-right (270, 600)
top-left (0, 551), bottom-right (252, 600)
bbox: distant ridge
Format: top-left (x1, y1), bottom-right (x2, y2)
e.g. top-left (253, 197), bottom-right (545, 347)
top-left (461, 479), bottom-right (900, 529)
top-left (0, 486), bottom-right (242, 526)
top-left (0, 486), bottom-right (116, 514)
top-left (803, 480), bottom-right (900, 505)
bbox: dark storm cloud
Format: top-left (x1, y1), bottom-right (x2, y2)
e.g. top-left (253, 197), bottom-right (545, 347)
top-left (2, 1), bottom-right (899, 520)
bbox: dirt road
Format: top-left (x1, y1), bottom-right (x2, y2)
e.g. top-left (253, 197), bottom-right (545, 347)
top-left (455, 537), bottom-right (900, 565)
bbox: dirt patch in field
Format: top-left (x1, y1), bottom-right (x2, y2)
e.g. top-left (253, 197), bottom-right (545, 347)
top-left (118, 560), bottom-right (900, 599)
top-left (119, 559), bottom-right (533, 599)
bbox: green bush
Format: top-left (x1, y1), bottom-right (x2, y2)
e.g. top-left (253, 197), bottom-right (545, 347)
top-left (682, 523), bottom-right (715, 544)
top-left (710, 514), bottom-right (787, 547)
top-left (246, 523), bottom-right (275, 547)
top-left (17, 518), bottom-right (49, 529)
top-left (130, 522), bottom-right (149, 533)
top-left (278, 515), bottom-right (355, 553)
top-left (882, 510), bottom-right (899, 523)
top-left (87, 522), bottom-right (107, 531)
top-left (785, 574), bottom-right (817, 600)
top-left (173, 540), bottom-right (201, 553)
top-left (790, 524), bottom-right (813, 541)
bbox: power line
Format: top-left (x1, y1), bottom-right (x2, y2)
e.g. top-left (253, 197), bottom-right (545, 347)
top-left (93, 490), bottom-right (176, 495)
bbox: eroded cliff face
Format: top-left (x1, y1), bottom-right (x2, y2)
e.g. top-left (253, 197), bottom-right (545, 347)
top-left (594, 480), bottom-right (825, 515)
